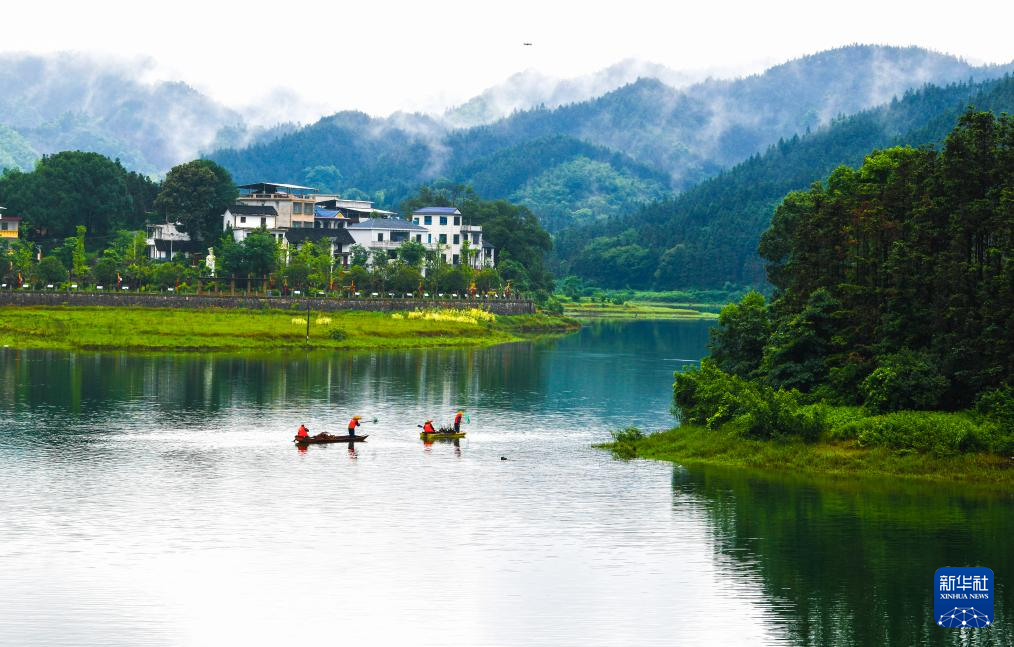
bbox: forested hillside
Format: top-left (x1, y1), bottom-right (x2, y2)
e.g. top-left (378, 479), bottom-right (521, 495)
top-left (556, 74), bottom-right (1014, 289)
top-left (207, 45), bottom-right (1013, 240)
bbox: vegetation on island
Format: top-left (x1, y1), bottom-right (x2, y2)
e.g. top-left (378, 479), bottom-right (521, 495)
top-left (603, 111), bottom-right (1014, 483)
top-left (0, 306), bottom-right (579, 353)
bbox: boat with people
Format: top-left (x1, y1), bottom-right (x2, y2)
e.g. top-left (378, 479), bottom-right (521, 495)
top-left (294, 433), bottom-right (369, 445)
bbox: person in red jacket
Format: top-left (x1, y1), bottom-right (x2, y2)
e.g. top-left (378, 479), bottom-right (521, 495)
top-left (422, 420), bottom-right (436, 434)
top-left (453, 410), bottom-right (465, 433)
top-left (296, 424), bottom-right (310, 440)
top-left (348, 415), bottom-right (362, 437)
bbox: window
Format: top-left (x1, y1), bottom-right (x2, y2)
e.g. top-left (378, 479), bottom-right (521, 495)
top-left (424, 216), bottom-right (432, 225)
top-left (415, 234), bottom-right (422, 242)
top-left (472, 233), bottom-right (480, 244)
top-left (452, 254), bottom-right (460, 265)
top-left (293, 203), bottom-right (303, 215)
top-left (439, 217), bottom-right (447, 225)
top-left (239, 216), bottom-right (247, 224)
top-left (439, 234), bottom-right (447, 244)
top-left (413, 218), bottom-right (420, 224)
top-left (0, 223), bottom-right (6, 231)
top-left (454, 216), bottom-right (460, 226)
top-left (377, 232), bottom-right (384, 242)
top-left (260, 217), bottom-right (267, 227)
top-left (453, 234), bottom-right (460, 245)
top-left (427, 234), bottom-right (432, 243)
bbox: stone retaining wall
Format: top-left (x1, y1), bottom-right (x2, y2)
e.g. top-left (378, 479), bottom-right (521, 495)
top-left (0, 291), bottom-right (535, 315)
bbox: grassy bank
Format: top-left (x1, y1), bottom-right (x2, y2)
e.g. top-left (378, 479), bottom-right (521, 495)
top-left (0, 306), bottom-right (580, 353)
top-left (599, 424), bottom-right (1013, 487)
top-left (561, 299), bottom-right (720, 320)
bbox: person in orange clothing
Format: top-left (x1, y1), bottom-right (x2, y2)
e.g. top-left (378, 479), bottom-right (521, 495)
top-left (348, 415), bottom-right (363, 437)
top-left (453, 410), bottom-right (465, 433)
top-left (422, 420), bottom-right (436, 434)
top-left (296, 424), bottom-right (310, 440)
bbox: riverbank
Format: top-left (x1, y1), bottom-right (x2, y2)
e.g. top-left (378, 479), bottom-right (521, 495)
top-left (562, 299), bottom-right (720, 320)
top-left (598, 426), bottom-right (1013, 487)
top-left (0, 306), bottom-right (580, 353)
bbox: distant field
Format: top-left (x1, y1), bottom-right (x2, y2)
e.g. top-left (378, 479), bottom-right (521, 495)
top-left (562, 299), bottom-right (721, 320)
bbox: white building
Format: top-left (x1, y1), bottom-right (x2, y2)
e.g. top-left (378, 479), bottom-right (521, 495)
top-left (223, 204), bottom-right (283, 242)
top-left (411, 207), bottom-right (494, 267)
top-left (347, 218), bottom-right (434, 262)
top-left (145, 222), bottom-right (201, 261)
top-left (236, 182), bottom-right (319, 229)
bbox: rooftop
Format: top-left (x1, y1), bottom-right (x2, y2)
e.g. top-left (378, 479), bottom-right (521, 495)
top-left (413, 206), bottom-right (461, 216)
top-left (238, 182), bottom-right (318, 195)
top-left (313, 207), bottom-right (351, 220)
top-left (228, 204), bottom-right (279, 216)
top-left (286, 228), bottom-right (355, 246)
top-left (347, 218), bottom-right (427, 232)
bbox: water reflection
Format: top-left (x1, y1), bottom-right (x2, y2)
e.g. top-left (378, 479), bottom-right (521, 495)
top-left (676, 466), bottom-right (1013, 646)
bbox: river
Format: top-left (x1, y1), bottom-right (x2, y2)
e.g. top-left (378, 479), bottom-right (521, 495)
top-left (0, 319), bottom-right (1010, 646)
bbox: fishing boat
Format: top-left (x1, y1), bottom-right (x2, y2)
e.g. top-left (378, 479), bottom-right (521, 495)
top-left (294, 434), bottom-right (369, 445)
top-left (419, 430), bottom-right (466, 440)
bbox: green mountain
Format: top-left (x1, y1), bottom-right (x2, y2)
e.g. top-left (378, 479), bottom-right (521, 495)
top-left (208, 45), bottom-right (1014, 233)
top-left (0, 124), bottom-right (38, 171)
top-left (555, 74), bottom-right (1014, 289)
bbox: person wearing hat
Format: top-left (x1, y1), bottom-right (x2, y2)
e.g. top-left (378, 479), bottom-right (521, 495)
top-left (347, 415), bottom-right (363, 437)
top-left (296, 424), bottom-right (310, 440)
top-left (453, 410), bottom-right (465, 434)
top-left (422, 419), bottom-right (436, 434)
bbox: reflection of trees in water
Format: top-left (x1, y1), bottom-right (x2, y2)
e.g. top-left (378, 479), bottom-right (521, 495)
top-left (676, 467), bottom-right (1011, 646)
top-left (0, 344), bottom-right (550, 426)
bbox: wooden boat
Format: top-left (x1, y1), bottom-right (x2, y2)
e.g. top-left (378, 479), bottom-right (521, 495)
top-left (420, 431), bottom-right (466, 440)
top-left (294, 434), bottom-right (369, 445)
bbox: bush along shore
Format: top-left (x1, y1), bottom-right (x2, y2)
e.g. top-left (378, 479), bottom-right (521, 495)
top-left (600, 363), bottom-right (1013, 486)
top-left (602, 112), bottom-right (1014, 486)
top-left (0, 305), bottom-right (579, 353)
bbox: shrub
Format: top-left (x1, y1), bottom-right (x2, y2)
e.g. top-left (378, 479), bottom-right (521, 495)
top-left (328, 327), bottom-right (348, 341)
top-left (861, 350), bottom-right (948, 413)
top-left (610, 427), bottom-right (643, 459)
top-left (843, 411), bottom-right (987, 456)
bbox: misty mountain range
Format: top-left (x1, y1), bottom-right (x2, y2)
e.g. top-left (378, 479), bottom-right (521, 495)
top-left (2, 45), bottom-right (1013, 239)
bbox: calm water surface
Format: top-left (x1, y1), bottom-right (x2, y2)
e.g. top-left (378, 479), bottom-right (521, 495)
top-left (0, 320), bottom-right (1010, 646)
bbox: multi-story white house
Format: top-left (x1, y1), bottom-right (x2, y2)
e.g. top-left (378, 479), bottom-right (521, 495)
top-left (236, 182), bottom-right (319, 229)
top-left (411, 207), bottom-right (494, 267)
top-left (347, 218), bottom-right (434, 262)
top-left (222, 204), bottom-right (283, 242)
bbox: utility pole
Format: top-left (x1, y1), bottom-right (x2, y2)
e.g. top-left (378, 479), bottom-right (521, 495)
top-left (305, 299), bottom-right (311, 344)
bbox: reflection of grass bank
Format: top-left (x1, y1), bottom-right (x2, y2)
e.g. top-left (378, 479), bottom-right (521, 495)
top-left (0, 306), bottom-right (580, 353)
top-left (598, 426), bottom-right (1012, 487)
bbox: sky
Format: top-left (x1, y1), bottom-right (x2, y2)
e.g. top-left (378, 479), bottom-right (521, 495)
top-left (3, 0), bottom-right (1014, 120)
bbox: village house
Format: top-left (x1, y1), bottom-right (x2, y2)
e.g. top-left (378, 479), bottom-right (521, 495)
top-left (411, 207), bottom-right (494, 268)
top-left (0, 206), bottom-right (21, 240)
top-left (218, 181), bottom-right (495, 271)
top-left (145, 222), bottom-right (202, 261)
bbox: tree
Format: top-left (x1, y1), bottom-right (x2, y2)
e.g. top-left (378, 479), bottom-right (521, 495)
top-left (709, 291), bottom-right (771, 379)
top-left (35, 256), bottom-right (67, 284)
top-left (397, 240), bottom-right (427, 268)
top-left (71, 226), bottom-right (88, 280)
top-left (349, 244), bottom-right (370, 268)
top-left (154, 160), bottom-right (237, 243)
top-left (0, 151), bottom-right (146, 239)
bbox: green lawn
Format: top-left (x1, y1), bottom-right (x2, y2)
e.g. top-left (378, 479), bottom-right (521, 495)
top-left (0, 306), bottom-right (580, 353)
top-left (562, 299), bottom-right (720, 320)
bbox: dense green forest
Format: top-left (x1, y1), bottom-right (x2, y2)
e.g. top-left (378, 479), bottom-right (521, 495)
top-left (0, 151), bottom-right (159, 241)
top-left (556, 74), bottom-right (1014, 289)
top-left (670, 111), bottom-right (1014, 457)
